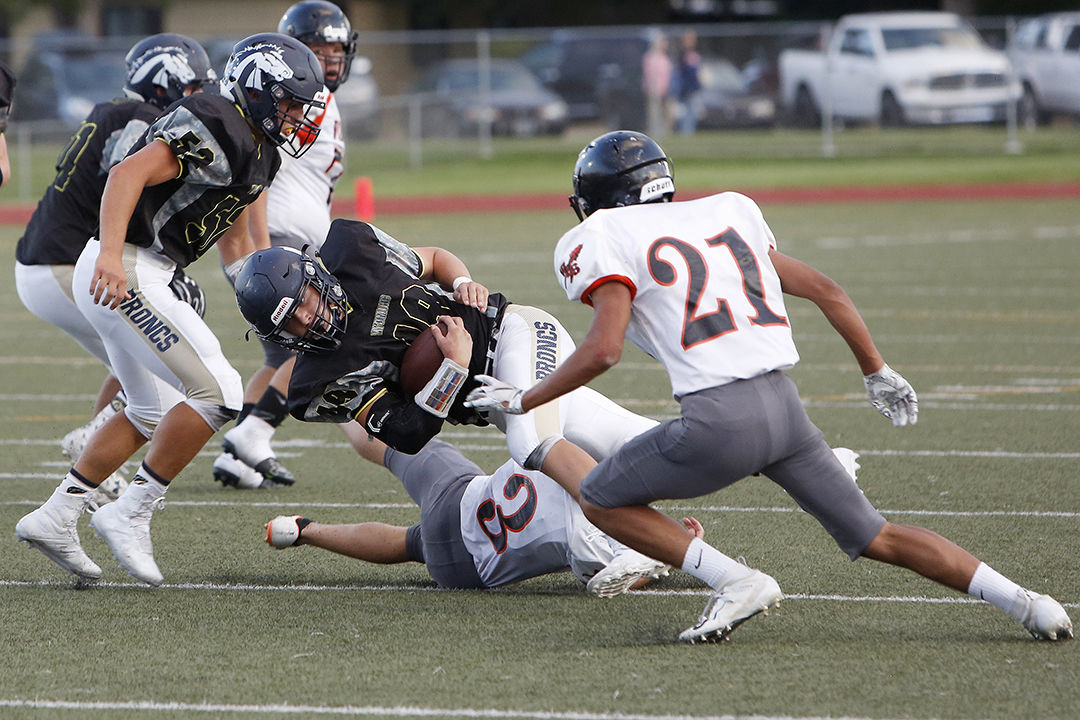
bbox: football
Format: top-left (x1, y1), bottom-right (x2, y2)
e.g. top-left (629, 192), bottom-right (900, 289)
top-left (399, 325), bottom-right (444, 395)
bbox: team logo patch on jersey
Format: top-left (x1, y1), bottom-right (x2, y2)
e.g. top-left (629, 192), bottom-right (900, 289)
top-left (640, 177), bottom-right (674, 203)
top-left (559, 244), bottom-right (582, 285)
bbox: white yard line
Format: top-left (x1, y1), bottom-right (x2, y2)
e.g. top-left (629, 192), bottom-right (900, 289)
top-left (0, 699), bottom-right (904, 720)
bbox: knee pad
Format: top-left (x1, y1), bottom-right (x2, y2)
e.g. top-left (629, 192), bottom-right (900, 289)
top-left (123, 406), bottom-right (160, 440)
top-left (521, 434), bottom-right (563, 472)
top-left (186, 399), bottom-right (239, 432)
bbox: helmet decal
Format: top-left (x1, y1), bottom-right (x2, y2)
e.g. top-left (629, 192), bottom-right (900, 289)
top-left (129, 50), bottom-right (197, 89)
top-left (233, 44), bottom-right (295, 90)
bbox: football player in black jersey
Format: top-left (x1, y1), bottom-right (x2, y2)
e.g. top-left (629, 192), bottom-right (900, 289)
top-left (234, 221), bottom-right (679, 594)
top-left (14, 34), bottom-right (215, 509)
top-left (16, 34), bottom-right (326, 588)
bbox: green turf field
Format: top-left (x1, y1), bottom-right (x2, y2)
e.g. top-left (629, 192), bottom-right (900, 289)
top-left (0, 195), bottom-right (1076, 719)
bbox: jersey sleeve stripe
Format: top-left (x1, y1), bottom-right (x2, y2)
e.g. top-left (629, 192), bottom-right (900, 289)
top-left (581, 275), bottom-right (636, 307)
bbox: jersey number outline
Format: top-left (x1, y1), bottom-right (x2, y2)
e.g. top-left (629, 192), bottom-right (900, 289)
top-left (647, 228), bottom-right (787, 350)
top-left (475, 473), bottom-right (538, 554)
top-left (53, 121), bottom-right (98, 192)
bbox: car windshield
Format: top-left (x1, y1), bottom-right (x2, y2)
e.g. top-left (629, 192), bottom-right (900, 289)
top-left (882, 26), bottom-right (982, 51)
top-left (701, 61), bottom-right (744, 92)
top-left (63, 52), bottom-right (128, 100)
top-left (434, 64), bottom-right (541, 92)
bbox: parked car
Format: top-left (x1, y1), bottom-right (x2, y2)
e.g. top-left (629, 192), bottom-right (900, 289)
top-left (12, 32), bottom-right (129, 131)
top-left (407, 58), bottom-right (567, 137)
top-left (1008, 12), bottom-right (1080, 126)
top-left (205, 36), bottom-right (379, 140)
top-left (694, 58), bottom-right (776, 129)
top-left (779, 12), bottom-right (1020, 127)
top-left (518, 32), bottom-right (649, 128)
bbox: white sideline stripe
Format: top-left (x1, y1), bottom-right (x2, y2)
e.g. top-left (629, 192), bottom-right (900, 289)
top-left (0, 579), bottom-right (1075, 611)
top-left (1, 498), bottom-right (1077, 519)
top-left (0, 700), bottom-right (896, 720)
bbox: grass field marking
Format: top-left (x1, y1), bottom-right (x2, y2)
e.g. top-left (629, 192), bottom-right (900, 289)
top-left (4, 500), bottom-right (1077, 519)
top-left (0, 698), bottom-right (901, 720)
top-left (0, 580), bottom-right (1075, 612)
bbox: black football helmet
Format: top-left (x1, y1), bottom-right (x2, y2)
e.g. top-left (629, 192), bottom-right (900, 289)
top-left (278, 0), bottom-right (358, 92)
top-left (569, 130), bottom-right (675, 221)
top-left (234, 246), bottom-right (348, 354)
top-left (222, 33), bottom-right (326, 158)
top-left (124, 34), bottom-right (217, 110)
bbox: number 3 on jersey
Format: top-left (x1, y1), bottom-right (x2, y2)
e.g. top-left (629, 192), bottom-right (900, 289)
top-left (648, 227), bottom-right (787, 350)
top-left (475, 474), bottom-right (537, 554)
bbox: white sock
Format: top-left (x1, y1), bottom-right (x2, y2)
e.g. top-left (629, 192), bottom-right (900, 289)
top-left (680, 537), bottom-right (747, 590)
top-left (60, 471), bottom-right (96, 495)
top-left (228, 415), bottom-right (274, 445)
top-left (967, 562), bottom-right (1024, 616)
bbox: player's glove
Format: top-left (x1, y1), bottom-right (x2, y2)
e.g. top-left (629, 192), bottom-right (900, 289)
top-left (863, 363), bottom-right (918, 427)
top-left (464, 374), bottom-right (525, 415)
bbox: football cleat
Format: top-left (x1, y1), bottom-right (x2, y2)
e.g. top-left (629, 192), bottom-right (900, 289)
top-left (679, 569), bottom-right (782, 644)
top-left (266, 515), bottom-right (307, 549)
top-left (212, 452), bottom-right (267, 490)
top-left (1012, 589), bottom-right (1073, 641)
top-left (222, 437), bottom-right (296, 487)
top-left (15, 489), bottom-right (101, 580)
top-left (89, 484), bottom-right (164, 587)
top-left (86, 471), bottom-right (129, 512)
top-left (586, 546), bottom-right (671, 598)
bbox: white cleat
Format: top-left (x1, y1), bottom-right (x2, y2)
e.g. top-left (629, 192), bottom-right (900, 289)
top-left (1012, 589), bottom-right (1073, 641)
top-left (86, 471), bottom-right (129, 512)
top-left (586, 547), bottom-right (671, 598)
top-left (89, 491), bottom-right (164, 587)
top-left (15, 492), bottom-right (101, 580)
top-left (831, 447), bottom-right (861, 481)
top-left (266, 515), bottom-right (306, 549)
top-left (212, 452), bottom-right (267, 490)
top-left (679, 569), bottom-right (782, 644)
top-left (60, 424), bottom-right (95, 461)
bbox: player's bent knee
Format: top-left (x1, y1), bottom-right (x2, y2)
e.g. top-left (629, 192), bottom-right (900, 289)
top-left (123, 407), bottom-right (160, 439)
top-left (519, 434), bottom-right (563, 471)
top-left (185, 399), bottom-right (239, 432)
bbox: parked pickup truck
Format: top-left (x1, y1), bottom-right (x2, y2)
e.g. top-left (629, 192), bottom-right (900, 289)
top-left (779, 12), bottom-right (1019, 126)
top-left (1008, 12), bottom-right (1080, 125)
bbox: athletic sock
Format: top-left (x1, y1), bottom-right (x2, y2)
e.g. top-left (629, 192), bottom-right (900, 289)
top-left (680, 537), bottom-right (749, 590)
top-left (63, 469), bottom-right (99, 493)
top-left (251, 387), bottom-right (289, 428)
top-left (967, 562), bottom-right (1024, 616)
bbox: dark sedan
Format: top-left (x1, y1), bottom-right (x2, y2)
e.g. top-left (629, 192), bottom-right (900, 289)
top-left (408, 59), bottom-right (568, 137)
top-left (694, 58), bottom-right (777, 129)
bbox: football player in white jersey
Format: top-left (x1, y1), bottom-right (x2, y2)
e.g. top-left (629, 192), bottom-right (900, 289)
top-left (265, 433), bottom-right (704, 590)
top-left (213, 0), bottom-right (357, 490)
top-left (466, 130), bottom-right (1073, 643)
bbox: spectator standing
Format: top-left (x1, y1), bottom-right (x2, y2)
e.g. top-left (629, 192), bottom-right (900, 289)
top-left (673, 30), bottom-right (703, 135)
top-left (641, 34), bottom-right (672, 137)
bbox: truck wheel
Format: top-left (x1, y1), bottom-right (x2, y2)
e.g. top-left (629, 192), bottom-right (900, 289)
top-left (791, 85), bottom-right (820, 128)
top-left (880, 91), bottom-right (905, 127)
top-left (1018, 84), bottom-right (1046, 129)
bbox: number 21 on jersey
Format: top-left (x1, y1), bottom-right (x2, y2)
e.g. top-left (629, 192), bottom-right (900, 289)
top-left (648, 227), bottom-right (787, 350)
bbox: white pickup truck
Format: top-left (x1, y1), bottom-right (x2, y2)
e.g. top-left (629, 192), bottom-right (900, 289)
top-left (779, 12), bottom-right (1019, 126)
top-left (1008, 12), bottom-right (1080, 125)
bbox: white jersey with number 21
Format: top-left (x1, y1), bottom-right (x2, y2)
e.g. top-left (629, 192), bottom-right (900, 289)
top-left (554, 192), bottom-right (800, 398)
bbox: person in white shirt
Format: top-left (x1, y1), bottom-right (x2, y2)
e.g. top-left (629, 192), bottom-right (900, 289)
top-left (214, 0), bottom-right (356, 489)
top-left (465, 130), bottom-right (1073, 644)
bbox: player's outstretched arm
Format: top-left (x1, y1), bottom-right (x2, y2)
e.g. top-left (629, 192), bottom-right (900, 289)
top-left (770, 250), bottom-right (917, 426)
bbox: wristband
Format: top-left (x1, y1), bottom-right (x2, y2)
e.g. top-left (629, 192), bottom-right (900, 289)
top-left (452, 276), bottom-right (471, 292)
top-left (415, 357), bottom-right (469, 418)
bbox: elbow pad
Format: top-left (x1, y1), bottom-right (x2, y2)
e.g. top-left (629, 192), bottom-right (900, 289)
top-left (363, 391), bottom-right (444, 454)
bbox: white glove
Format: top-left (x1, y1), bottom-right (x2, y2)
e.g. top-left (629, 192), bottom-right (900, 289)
top-left (464, 374), bottom-right (525, 415)
top-left (863, 364), bottom-right (918, 427)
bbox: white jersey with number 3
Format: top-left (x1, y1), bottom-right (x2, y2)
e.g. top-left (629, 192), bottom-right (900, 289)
top-left (266, 91), bottom-right (344, 248)
top-left (554, 192), bottom-right (799, 397)
top-left (459, 460), bottom-right (612, 587)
